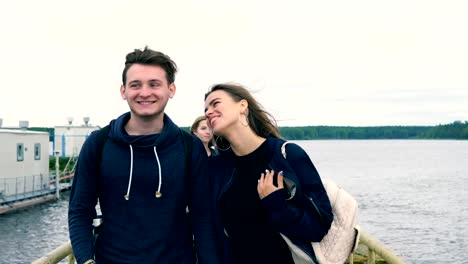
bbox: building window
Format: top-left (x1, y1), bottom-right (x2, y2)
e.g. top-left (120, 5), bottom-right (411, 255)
top-left (17, 143), bottom-right (24, 161)
top-left (34, 143), bottom-right (41, 160)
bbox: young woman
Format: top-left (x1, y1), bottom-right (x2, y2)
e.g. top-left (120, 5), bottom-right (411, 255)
top-left (190, 115), bottom-right (217, 156)
top-left (204, 83), bottom-right (333, 264)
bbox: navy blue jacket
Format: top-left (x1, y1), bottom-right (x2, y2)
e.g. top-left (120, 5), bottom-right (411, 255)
top-left (68, 112), bottom-right (217, 264)
top-left (207, 137), bottom-right (333, 263)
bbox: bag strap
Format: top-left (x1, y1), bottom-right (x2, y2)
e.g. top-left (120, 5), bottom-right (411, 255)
top-left (280, 141), bottom-right (325, 223)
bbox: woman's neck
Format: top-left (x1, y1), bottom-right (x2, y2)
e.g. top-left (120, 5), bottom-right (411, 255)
top-left (228, 129), bottom-right (266, 156)
top-left (204, 143), bottom-right (211, 156)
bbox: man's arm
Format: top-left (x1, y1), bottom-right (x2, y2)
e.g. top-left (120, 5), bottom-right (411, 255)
top-left (68, 134), bottom-right (99, 264)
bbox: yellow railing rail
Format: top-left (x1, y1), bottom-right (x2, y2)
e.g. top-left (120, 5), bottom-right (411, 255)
top-left (352, 229), bottom-right (406, 264)
top-left (31, 241), bottom-right (74, 264)
top-left (32, 229), bottom-right (406, 264)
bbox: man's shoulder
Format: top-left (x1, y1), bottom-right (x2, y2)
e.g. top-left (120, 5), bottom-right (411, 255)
top-left (84, 126), bottom-right (110, 145)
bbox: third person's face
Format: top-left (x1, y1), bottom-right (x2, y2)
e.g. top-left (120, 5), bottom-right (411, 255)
top-left (194, 120), bottom-right (213, 144)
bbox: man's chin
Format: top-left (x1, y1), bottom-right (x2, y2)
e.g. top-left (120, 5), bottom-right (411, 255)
top-left (132, 111), bottom-right (162, 120)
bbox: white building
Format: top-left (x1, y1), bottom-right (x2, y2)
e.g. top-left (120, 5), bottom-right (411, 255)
top-left (0, 129), bottom-right (50, 198)
top-left (54, 117), bottom-right (100, 157)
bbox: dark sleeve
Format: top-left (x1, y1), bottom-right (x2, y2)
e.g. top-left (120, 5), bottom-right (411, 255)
top-left (261, 143), bottom-right (333, 242)
top-left (189, 137), bottom-right (222, 264)
top-left (68, 133), bottom-right (99, 264)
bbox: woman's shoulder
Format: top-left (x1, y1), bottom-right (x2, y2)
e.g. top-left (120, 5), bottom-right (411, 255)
top-left (266, 137), bottom-right (308, 160)
top-left (207, 149), bottom-right (232, 164)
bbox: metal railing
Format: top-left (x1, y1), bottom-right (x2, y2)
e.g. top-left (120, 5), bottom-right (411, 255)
top-left (0, 174), bottom-right (51, 204)
top-left (1, 157), bottom-right (77, 215)
top-left (1, 155), bottom-right (77, 205)
top-left (32, 228), bottom-right (406, 264)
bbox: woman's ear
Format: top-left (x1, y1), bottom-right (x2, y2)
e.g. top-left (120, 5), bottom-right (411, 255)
top-left (240, 99), bottom-right (248, 113)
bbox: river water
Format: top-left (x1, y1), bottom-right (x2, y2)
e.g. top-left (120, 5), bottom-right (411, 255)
top-left (1, 140), bottom-right (467, 263)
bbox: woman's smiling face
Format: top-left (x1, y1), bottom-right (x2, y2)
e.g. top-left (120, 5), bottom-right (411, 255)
top-left (205, 90), bottom-right (244, 136)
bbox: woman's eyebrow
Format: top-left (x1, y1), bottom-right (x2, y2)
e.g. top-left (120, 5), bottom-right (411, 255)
top-left (205, 97), bottom-right (220, 112)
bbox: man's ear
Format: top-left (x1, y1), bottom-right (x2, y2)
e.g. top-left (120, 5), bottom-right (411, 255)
top-left (120, 85), bottom-right (127, 100)
top-left (169, 83), bottom-right (176, 98)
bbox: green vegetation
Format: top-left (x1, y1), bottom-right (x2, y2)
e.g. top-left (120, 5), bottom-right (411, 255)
top-left (49, 157), bottom-right (74, 172)
top-left (418, 121), bottom-right (468, 139)
top-left (32, 121), bottom-right (467, 143)
top-left (278, 121), bottom-right (468, 140)
top-left (183, 121), bottom-right (468, 140)
top-left (43, 121), bottom-right (466, 173)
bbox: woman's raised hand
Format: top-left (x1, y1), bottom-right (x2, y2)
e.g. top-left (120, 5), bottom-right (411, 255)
top-left (257, 169), bottom-right (284, 199)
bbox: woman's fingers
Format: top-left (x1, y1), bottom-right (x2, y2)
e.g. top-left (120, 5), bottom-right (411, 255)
top-left (258, 169), bottom-right (281, 199)
top-left (265, 169), bottom-right (274, 185)
top-left (257, 173), bottom-right (265, 191)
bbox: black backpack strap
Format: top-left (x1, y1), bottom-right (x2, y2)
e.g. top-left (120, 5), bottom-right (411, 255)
top-left (91, 125), bottom-right (109, 250)
top-left (179, 129), bottom-right (193, 204)
top-left (95, 125), bottom-right (110, 167)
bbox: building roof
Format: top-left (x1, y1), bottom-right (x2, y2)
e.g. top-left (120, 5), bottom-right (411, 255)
top-left (0, 129), bottom-right (49, 135)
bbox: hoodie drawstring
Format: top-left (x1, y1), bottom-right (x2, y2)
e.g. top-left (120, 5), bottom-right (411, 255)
top-left (153, 146), bottom-right (162, 198)
top-left (124, 145), bottom-right (134, 200)
top-left (124, 145), bottom-right (163, 200)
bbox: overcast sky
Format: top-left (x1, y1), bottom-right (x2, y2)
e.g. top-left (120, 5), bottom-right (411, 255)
top-left (1, 0), bottom-right (467, 128)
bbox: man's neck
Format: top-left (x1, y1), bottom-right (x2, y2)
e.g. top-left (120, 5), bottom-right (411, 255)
top-left (125, 114), bottom-right (164, 135)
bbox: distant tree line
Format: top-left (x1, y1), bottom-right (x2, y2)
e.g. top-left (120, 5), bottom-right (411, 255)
top-left (28, 120), bottom-right (467, 141)
top-left (279, 121), bottom-right (468, 140)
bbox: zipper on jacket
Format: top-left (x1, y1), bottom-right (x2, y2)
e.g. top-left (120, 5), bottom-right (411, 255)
top-left (217, 169), bottom-right (236, 203)
top-left (217, 168), bottom-right (236, 239)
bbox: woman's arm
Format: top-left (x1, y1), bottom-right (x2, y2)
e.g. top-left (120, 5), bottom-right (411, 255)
top-left (260, 143), bottom-right (333, 241)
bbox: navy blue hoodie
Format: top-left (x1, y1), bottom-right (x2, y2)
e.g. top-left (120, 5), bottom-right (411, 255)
top-left (68, 112), bottom-right (217, 264)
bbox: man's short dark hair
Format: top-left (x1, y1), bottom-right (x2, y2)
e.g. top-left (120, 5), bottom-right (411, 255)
top-left (122, 46), bottom-right (177, 85)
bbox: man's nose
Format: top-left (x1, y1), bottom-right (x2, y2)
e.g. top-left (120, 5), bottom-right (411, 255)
top-left (140, 85), bottom-right (152, 96)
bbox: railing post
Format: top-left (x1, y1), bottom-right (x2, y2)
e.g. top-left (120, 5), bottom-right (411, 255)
top-left (368, 248), bottom-right (376, 264)
top-left (15, 177), bottom-right (18, 201)
top-left (32, 175), bottom-right (36, 195)
top-left (55, 151), bottom-right (60, 199)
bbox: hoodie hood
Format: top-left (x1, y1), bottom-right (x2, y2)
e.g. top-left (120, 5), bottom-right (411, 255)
top-left (107, 112), bottom-right (180, 148)
top-left (105, 112), bottom-right (182, 200)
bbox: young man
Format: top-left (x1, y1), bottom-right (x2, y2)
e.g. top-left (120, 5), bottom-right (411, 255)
top-left (68, 47), bottom-right (217, 264)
